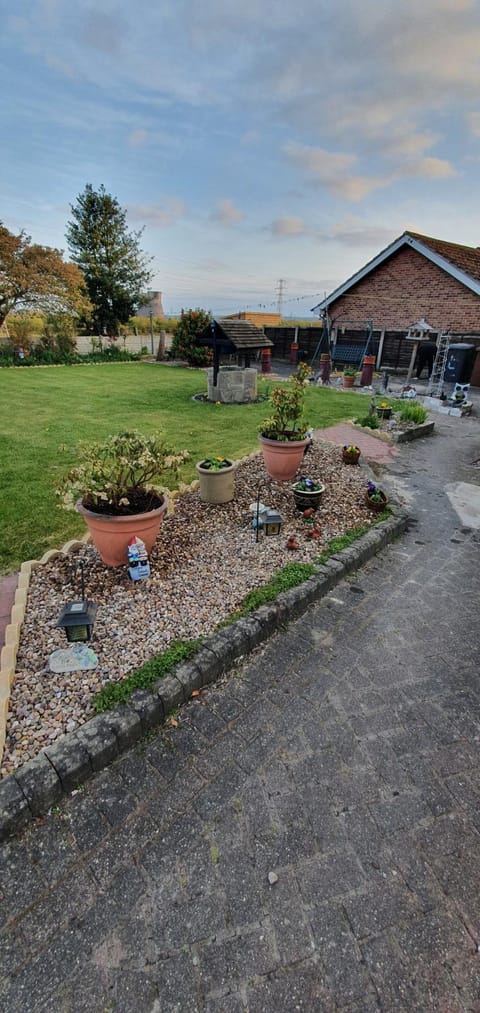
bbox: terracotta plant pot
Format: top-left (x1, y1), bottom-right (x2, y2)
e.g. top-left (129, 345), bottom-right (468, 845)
top-left (365, 491), bottom-right (388, 513)
top-left (342, 447), bottom-right (361, 465)
top-left (292, 482), bottom-right (325, 512)
top-left (259, 434), bottom-right (311, 482)
top-left (76, 498), bottom-right (168, 567)
top-left (343, 374), bottom-right (356, 388)
top-left (195, 460), bottom-right (235, 503)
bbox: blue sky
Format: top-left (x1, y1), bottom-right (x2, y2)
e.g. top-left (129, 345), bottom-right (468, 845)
top-left (2, 0), bottom-right (480, 317)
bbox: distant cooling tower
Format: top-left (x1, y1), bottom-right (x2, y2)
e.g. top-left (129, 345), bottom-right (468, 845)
top-left (137, 291), bottom-right (165, 318)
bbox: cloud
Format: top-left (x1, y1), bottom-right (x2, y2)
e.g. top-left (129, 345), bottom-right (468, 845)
top-left (129, 199), bottom-right (186, 228)
top-left (270, 216), bottom-right (307, 237)
top-left (128, 129), bottom-right (149, 147)
top-left (211, 199), bottom-right (244, 225)
top-left (466, 111), bottom-right (480, 136)
top-left (80, 11), bottom-right (126, 55)
top-left (284, 142), bottom-right (391, 201)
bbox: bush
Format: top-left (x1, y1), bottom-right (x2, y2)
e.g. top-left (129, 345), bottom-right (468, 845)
top-left (355, 414), bottom-right (379, 429)
top-left (170, 308), bottom-right (212, 366)
top-left (398, 403), bottom-right (427, 424)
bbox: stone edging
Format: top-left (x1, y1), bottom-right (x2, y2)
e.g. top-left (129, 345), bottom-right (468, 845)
top-left (351, 418), bottom-right (435, 444)
top-left (0, 505), bottom-right (409, 841)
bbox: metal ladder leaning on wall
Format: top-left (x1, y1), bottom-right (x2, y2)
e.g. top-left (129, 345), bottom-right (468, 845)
top-left (426, 331), bottom-right (451, 397)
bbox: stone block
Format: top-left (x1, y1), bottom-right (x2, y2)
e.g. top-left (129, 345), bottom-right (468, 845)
top-left (100, 705), bottom-right (143, 751)
top-left (154, 674), bottom-right (184, 713)
top-left (128, 688), bottom-right (164, 731)
top-left (252, 603), bottom-right (281, 635)
top-left (0, 775), bottom-right (31, 840)
top-left (14, 752), bottom-right (62, 816)
top-left (44, 733), bottom-right (93, 793)
top-left (174, 659), bottom-right (205, 697)
top-left (186, 647), bottom-right (225, 686)
top-left (76, 715), bottom-right (120, 772)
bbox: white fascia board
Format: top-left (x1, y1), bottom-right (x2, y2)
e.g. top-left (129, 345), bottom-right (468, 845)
top-left (310, 233), bottom-right (480, 314)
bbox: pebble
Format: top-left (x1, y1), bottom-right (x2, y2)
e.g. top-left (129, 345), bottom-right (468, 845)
top-left (1, 443), bottom-right (375, 777)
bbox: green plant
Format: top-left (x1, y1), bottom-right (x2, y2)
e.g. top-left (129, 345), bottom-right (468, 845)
top-left (260, 362), bottom-right (311, 441)
top-left (343, 368), bottom-right (357, 377)
top-left (355, 414), bottom-right (379, 429)
top-left (93, 638), bottom-right (203, 711)
top-left (366, 480), bottom-right (386, 503)
top-left (56, 430), bottom-right (190, 515)
top-left (398, 402), bottom-right (427, 424)
top-left (317, 525), bottom-right (369, 562)
top-left (343, 444), bottom-right (360, 455)
top-left (293, 476), bottom-right (323, 492)
top-left (170, 307), bottom-right (212, 366)
top-left (221, 562), bottom-right (317, 623)
top-left (198, 456), bottom-right (232, 470)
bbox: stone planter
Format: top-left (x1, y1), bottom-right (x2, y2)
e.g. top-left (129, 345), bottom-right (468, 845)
top-left (195, 460), bottom-right (235, 503)
top-left (76, 498), bottom-right (168, 567)
top-left (376, 407), bottom-right (393, 420)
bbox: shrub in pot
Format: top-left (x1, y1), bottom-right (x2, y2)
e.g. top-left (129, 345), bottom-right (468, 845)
top-left (259, 362), bottom-right (312, 481)
top-left (56, 430), bottom-right (189, 566)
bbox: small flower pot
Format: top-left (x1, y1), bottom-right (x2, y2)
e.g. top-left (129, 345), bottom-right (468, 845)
top-left (343, 374), bottom-right (356, 389)
top-left (342, 447), bottom-right (361, 465)
top-left (376, 407), bottom-right (392, 420)
top-left (292, 482), bottom-right (325, 512)
top-left (365, 490), bottom-right (388, 513)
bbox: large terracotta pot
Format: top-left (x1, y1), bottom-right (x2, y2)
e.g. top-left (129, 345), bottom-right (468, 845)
top-left (195, 460), bottom-right (235, 503)
top-left (259, 434), bottom-right (311, 482)
top-left (76, 498), bottom-right (168, 567)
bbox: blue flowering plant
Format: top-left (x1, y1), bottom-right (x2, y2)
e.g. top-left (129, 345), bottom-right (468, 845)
top-left (293, 476), bottom-right (323, 493)
top-left (366, 480), bottom-right (386, 504)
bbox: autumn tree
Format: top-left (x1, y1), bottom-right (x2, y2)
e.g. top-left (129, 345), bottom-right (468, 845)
top-left (0, 222), bottom-right (90, 328)
top-left (66, 184), bottom-right (153, 334)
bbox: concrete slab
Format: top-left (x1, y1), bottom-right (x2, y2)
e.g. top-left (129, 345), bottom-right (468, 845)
top-left (445, 481), bottom-right (480, 528)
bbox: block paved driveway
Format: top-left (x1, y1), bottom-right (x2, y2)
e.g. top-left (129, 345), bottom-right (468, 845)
top-left (2, 413), bottom-right (480, 1012)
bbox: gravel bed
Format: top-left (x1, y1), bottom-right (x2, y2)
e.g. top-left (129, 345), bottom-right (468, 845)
top-left (1, 441), bottom-right (377, 776)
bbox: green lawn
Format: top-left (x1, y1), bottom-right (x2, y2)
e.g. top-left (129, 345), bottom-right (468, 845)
top-left (0, 363), bottom-right (365, 573)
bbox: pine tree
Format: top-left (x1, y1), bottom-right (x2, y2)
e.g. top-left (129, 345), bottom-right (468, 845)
top-left (66, 184), bottom-right (153, 334)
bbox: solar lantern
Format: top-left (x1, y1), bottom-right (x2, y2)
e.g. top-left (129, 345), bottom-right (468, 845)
top-left (263, 509), bottom-right (282, 536)
top-left (57, 560), bottom-right (98, 642)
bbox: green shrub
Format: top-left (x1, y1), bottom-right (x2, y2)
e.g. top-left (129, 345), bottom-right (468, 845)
top-left (398, 402), bottom-right (427, 424)
top-left (170, 308), bottom-right (212, 366)
top-left (355, 414), bottom-right (379, 429)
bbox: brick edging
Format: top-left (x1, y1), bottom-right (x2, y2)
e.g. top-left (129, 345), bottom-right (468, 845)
top-left (0, 506), bottom-right (409, 841)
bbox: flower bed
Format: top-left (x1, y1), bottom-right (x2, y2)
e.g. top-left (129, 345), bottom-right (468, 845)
top-left (2, 441), bottom-right (378, 776)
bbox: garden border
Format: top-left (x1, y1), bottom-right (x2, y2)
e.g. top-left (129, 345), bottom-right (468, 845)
top-left (0, 504), bottom-right (409, 841)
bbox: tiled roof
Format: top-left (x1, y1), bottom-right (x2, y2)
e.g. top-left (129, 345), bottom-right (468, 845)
top-left (407, 232), bottom-right (480, 284)
top-left (200, 319), bottom-right (273, 350)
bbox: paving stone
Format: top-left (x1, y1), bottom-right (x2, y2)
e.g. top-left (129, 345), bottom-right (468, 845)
top-left (198, 926), bottom-right (278, 991)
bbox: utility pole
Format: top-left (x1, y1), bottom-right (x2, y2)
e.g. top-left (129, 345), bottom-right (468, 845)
top-left (275, 278), bottom-right (286, 318)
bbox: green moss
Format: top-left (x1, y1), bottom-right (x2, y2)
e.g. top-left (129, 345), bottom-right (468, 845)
top-left (92, 637), bottom-right (203, 712)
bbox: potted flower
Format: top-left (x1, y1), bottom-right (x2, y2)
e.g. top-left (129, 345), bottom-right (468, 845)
top-left (195, 455), bottom-right (235, 503)
top-left (343, 368), bottom-right (357, 389)
top-left (342, 444), bottom-right (361, 465)
top-left (376, 401), bottom-right (393, 420)
top-left (292, 476), bottom-right (325, 511)
top-left (56, 430), bottom-right (189, 566)
top-left (259, 362), bottom-right (312, 481)
top-left (365, 480), bottom-right (388, 513)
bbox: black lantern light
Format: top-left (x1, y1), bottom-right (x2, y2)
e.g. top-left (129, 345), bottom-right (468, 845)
top-left (263, 509), bottom-right (282, 536)
top-left (57, 561), bottom-right (98, 642)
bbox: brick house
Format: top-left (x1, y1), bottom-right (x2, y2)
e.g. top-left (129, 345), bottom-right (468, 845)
top-left (311, 232), bottom-right (480, 384)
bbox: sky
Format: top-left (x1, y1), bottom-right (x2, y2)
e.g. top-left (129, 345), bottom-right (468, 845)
top-left (2, 0), bottom-right (480, 318)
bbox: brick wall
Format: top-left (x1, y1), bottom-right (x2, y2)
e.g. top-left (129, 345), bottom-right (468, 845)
top-left (328, 247), bottom-right (480, 332)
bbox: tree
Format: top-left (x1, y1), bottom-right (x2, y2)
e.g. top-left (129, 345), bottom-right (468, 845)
top-left (170, 308), bottom-right (212, 366)
top-left (0, 222), bottom-right (90, 328)
top-left (66, 184), bottom-right (153, 334)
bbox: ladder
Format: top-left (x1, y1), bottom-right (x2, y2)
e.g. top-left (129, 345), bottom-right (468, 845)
top-left (427, 331), bottom-right (450, 397)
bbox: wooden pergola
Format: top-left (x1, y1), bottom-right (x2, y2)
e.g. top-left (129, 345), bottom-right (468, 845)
top-left (197, 319), bottom-right (273, 385)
